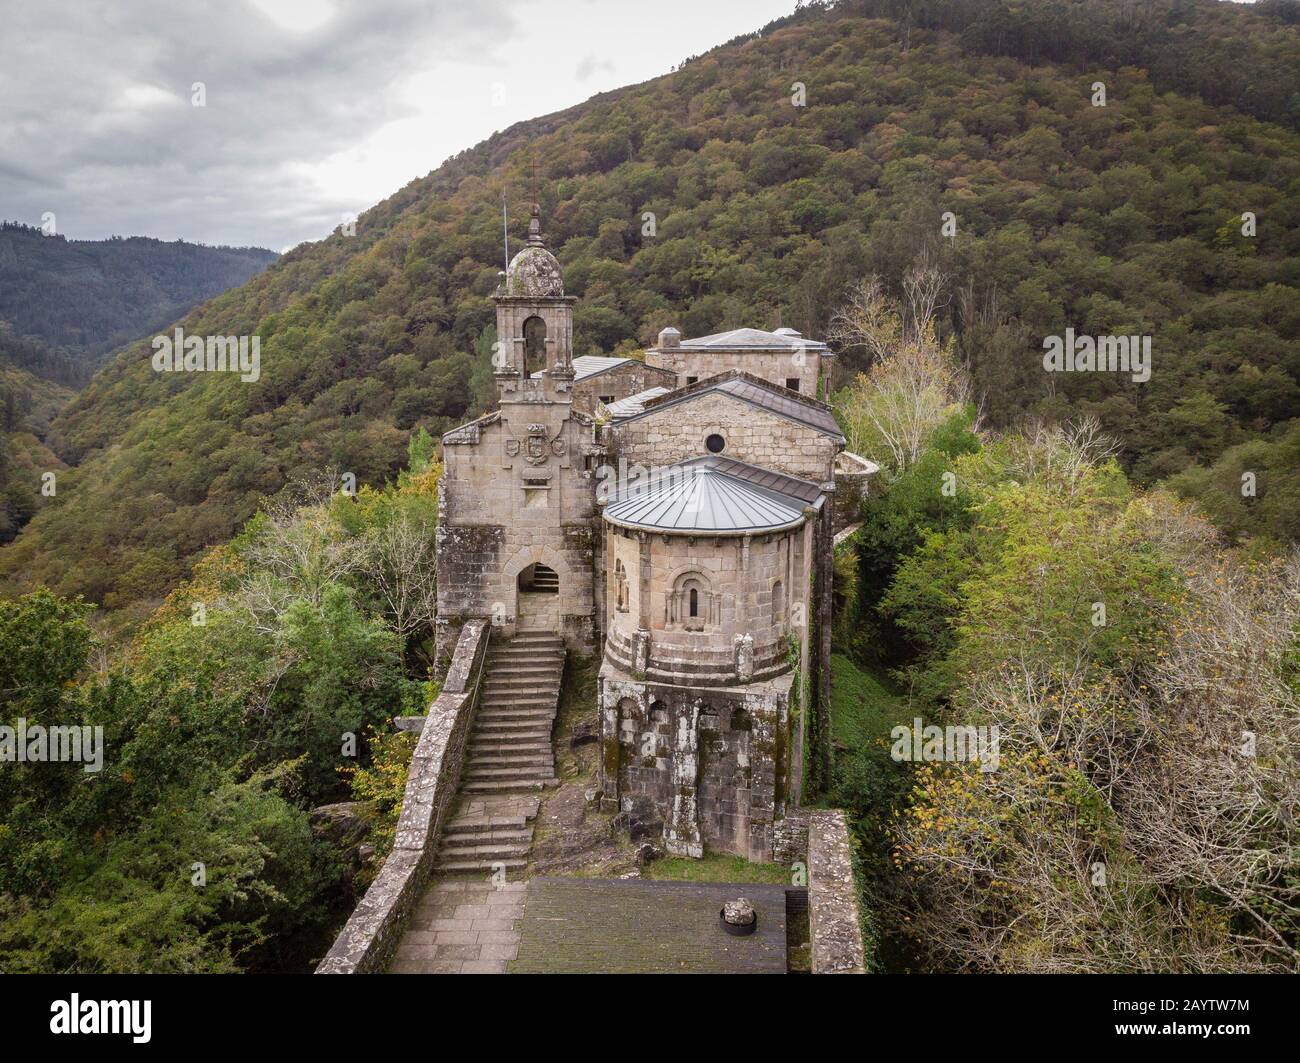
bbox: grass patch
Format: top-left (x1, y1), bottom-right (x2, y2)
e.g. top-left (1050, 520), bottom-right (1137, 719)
top-left (827, 653), bottom-right (919, 972)
top-left (830, 652), bottom-right (908, 754)
top-left (643, 851), bottom-right (789, 885)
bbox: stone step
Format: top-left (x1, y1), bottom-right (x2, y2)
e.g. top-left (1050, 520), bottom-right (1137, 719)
top-left (482, 689), bottom-right (558, 701)
top-left (465, 748), bottom-right (551, 764)
top-left (440, 828), bottom-right (534, 848)
top-left (438, 838), bottom-right (533, 859)
top-left (484, 676), bottom-right (559, 690)
top-left (469, 742), bottom-right (554, 756)
top-left (434, 856), bottom-right (528, 873)
top-left (487, 662), bottom-right (563, 676)
top-left (472, 731), bottom-right (553, 746)
top-left (469, 741), bottom-right (553, 756)
top-left (464, 763), bottom-right (555, 779)
top-left (442, 816), bottom-right (529, 835)
top-left (460, 780), bottom-right (553, 795)
top-left (473, 718), bottom-right (553, 732)
top-left (477, 706), bottom-right (556, 719)
top-left (480, 691), bottom-right (556, 706)
top-left (486, 664), bottom-right (563, 677)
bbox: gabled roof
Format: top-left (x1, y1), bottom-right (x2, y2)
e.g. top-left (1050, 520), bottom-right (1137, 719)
top-left (531, 355), bottom-right (625, 381)
top-left (603, 455), bottom-right (823, 535)
top-left (676, 327), bottom-right (829, 352)
top-left (531, 355), bottom-right (672, 382)
top-left (442, 409), bottom-right (501, 445)
top-left (610, 369), bottom-right (844, 442)
top-left (441, 404), bottom-right (594, 446)
top-left (602, 386), bottom-right (670, 418)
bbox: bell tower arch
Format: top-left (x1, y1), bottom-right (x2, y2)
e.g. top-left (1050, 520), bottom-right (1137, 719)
top-left (494, 205), bottom-right (576, 402)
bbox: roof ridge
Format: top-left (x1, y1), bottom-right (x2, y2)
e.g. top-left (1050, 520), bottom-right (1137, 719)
top-left (616, 369), bottom-right (844, 440)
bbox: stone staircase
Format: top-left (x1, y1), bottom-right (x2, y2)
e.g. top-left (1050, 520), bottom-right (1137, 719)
top-left (529, 567), bottom-right (559, 593)
top-left (433, 632), bottom-right (564, 874)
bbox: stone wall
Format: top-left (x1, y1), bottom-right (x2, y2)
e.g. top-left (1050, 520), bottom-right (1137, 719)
top-left (316, 620), bottom-right (490, 975)
top-left (831, 450), bottom-right (878, 533)
top-left (598, 666), bottom-right (791, 862)
top-left (604, 524), bottom-right (805, 684)
top-left (646, 347), bottom-right (824, 399)
top-left (610, 392), bottom-right (839, 484)
top-left (573, 361), bottom-right (676, 414)
top-left (807, 809), bottom-right (866, 974)
top-left (437, 402), bottom-right (599, 652)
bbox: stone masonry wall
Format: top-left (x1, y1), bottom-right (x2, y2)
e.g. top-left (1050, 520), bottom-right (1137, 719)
top-left (316, 620), bottom-right (490, 974)
top-left (605, 525), bottom-right (802, 682)
top-left (572, 361), bottom-right (676, 414)
top-left (598, 667), bottom-right (791, 862)
top-left (438, 404), bottom-right (598, 652)
top-left (611, 392), bottom-right (838, 484)
top-left (646, 348), bottom-right (823, 398)
top-left (808, 809), bottom-right (866, 974)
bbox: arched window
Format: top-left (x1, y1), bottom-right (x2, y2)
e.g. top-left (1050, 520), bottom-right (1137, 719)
top-left (523, 315), bottom-right (547, 375)
top-left (669, 572), bottom-right (712, 631)
top-left (614, 559), bottom-right (629, 612)
top-left (772, 578), bottom-right (785, 628)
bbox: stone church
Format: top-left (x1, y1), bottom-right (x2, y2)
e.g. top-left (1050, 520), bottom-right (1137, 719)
top-left (436, 206), bottom-right (874, 863)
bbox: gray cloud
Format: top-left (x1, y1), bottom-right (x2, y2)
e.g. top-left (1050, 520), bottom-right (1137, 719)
top-left (0, 0), bottom-right (515, 248)
top-left (0, 0), bottom-right (793, 250)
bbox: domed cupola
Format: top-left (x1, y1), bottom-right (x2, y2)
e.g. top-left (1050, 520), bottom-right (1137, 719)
top-left (505, 205), bottom-right (564, 297)
top-left (493, 203), bottom-right (576, 398)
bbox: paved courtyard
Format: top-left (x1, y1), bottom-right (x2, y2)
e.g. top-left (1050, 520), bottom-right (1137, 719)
top-left (511, 877), bottom-right (792, 974)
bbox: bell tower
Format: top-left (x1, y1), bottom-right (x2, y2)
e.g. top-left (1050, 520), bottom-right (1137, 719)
top-left (494, 205), bottom-right (576, 403)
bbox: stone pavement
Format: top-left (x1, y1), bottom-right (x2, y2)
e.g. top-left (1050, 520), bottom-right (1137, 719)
top-left (388, 876), bottom-right (528, 974)
top-left (511, 877), bottom-right (792, 973)
top-left (389, 792), bottom-right (538, 973)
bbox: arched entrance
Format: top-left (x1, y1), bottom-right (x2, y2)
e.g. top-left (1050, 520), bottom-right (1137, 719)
top-left (517, 562), bottom-right (559, 630)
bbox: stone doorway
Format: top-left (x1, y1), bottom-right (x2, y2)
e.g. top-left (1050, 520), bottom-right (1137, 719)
top-left (517, 562), bottom-right (560, 631)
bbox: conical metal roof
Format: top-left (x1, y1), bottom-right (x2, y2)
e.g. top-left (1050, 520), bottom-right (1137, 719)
top-left (603, 456), bottom-right (819, 535)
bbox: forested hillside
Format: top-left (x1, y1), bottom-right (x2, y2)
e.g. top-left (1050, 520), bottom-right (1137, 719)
top-left (1, 0), bottom-right (1297, 619)
top-left (0, 222), bottom-right (277, 363)
top-left (0, 327), bottom-right (74, 544)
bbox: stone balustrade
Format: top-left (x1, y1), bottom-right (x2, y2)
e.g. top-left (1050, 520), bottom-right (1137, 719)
top-left (316, 619), bottom-right (490, 974)
top-left (807, 809), bottom-right (867, 974)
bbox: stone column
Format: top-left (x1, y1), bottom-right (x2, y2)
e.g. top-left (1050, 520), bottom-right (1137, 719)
top-left (637, 531), bottom-right (652, 631)
top-left (665, 699), bottom-right (703, 857)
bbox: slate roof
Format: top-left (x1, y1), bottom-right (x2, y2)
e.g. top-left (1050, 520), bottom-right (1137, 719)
top-left (531, 355), bottom-right (633, 381)
top-left (611, 370), bottom-right (844, 441)
top-left (677, 326), bottom-right (829, 352)
top-left (601, 386), bottom-right (670, 418)
top-left (603, 455), bottom-right (823, 535)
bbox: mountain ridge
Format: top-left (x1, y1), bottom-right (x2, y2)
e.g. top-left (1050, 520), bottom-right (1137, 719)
top-left (0, 222), bottom-right (278, 365)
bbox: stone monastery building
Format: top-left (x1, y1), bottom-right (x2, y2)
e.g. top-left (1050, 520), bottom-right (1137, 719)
top-left (436, 207), bottom-right (875, 863)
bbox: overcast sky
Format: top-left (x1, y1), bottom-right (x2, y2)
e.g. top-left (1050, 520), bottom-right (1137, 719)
top-left (0, 0), bottom-right (795, 252)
